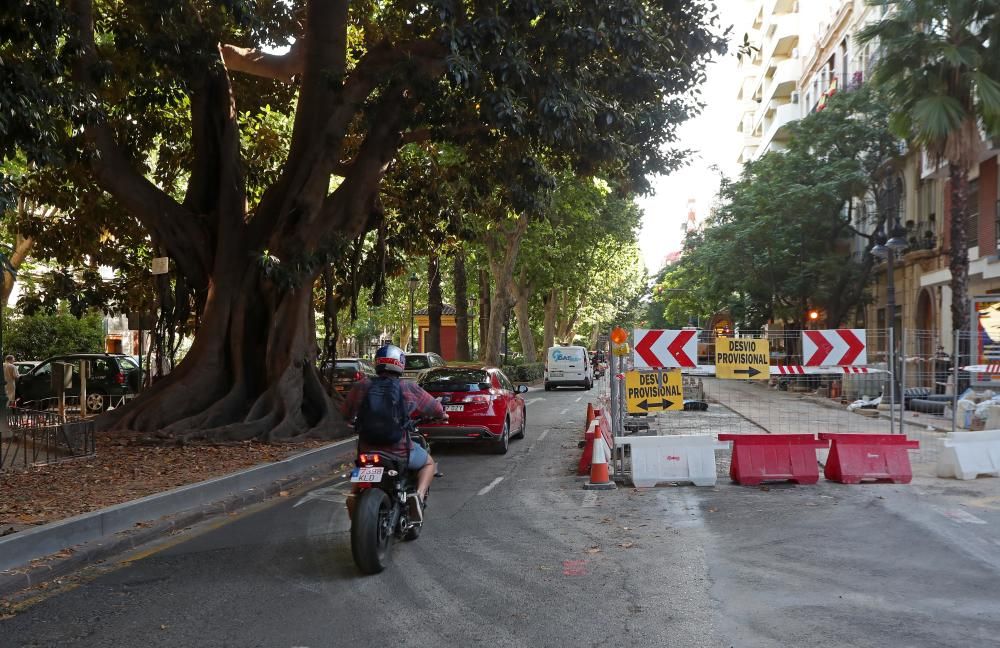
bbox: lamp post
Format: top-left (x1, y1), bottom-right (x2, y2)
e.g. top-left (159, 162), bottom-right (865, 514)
top-left (407, 272), bottom-right (419, 352)
top-left (0, 249), bottom-right (15, 439)
top-left (871, 179), bottom-right (907, 424)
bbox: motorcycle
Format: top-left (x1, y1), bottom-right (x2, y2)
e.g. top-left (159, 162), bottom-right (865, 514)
top-left (346, 426), bottom-right (433, 575)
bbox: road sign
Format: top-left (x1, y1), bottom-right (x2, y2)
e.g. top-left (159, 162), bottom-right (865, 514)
top-left (715, 337), bottom-right (769, 380)
top-left (633, 329), bottom-right (697, 369)
top-left (151, 257), bottom-right (169, 275)
top-left (802, 329), bottom-right (866, 366)
top-left (624, 370), bottom-right (683, 413)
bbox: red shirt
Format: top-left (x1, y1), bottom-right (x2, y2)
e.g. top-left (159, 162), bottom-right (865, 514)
top-left (341, 376), bottom-right (445, 454)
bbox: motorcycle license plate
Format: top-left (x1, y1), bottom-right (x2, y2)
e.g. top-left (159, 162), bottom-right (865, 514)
top-left (350, 467), bottom-right (384, 483)
top-left (444, 404), bottom-right (464, 412)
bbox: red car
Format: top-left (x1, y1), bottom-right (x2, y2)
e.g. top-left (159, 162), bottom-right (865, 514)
top-left (417, 367), bottom-right (528, 454)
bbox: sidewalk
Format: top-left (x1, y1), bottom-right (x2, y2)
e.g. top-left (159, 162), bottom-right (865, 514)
top-left (0, 432), bottom-right (356, 598)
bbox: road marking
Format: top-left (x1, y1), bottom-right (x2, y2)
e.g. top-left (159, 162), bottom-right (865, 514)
top-left (478, 477), bottom-right (504, 496)
top-left (525, 398), bottom-right (545, 406)
top-left (938, 508), bottom-right (988, 525)
top-left (293, 481), bottom-right (350, 508)
top-left (575, 396), bottom-right (583, 403)
top-left (582, 491), bottom-right (598, 508)
top-left (538, 428), bottom-right (549, 442)
top-left (559, 407), bottom-right (570, 415)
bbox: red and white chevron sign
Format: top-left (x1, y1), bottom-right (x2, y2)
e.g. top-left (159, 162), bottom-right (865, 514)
top-left (962, 364), bottom-right (1000, 374)
top-left (633, 329), bottom-right (697, 369)
top-left (802, 329), bottom-right (867, 366)
top-left (775, 365), bottom-right (871, 375)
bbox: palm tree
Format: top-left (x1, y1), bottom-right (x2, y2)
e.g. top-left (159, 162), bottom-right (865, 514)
top-left (858, 0), bottom-right (1000, 352)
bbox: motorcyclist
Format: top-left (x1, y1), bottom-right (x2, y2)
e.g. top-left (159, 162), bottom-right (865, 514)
top-left (341, 344), bottom-right (445, 518)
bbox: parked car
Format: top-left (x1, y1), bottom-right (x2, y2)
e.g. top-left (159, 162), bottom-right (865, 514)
top-left (544, 345), bottom-right (593, 391)
top-left (417, 366), bottom-right (528, 454)
top-left (13, 361), bottom-right (39, 376)
top-left (325, 357), bottom-right (376, 395)
top-left (402, 352), bottom-right (447, 381)
top-left (15, 353), bottom-right (140, 414)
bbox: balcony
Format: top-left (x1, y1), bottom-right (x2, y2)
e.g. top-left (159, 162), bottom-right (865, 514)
top-left (760, 57), bottom-right (802, 109)
top-left (764, 13), bottom-right (799, 62)
top-left (761, 101), bottom-right (801, 150)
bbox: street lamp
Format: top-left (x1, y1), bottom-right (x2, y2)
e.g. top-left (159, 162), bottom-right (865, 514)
top-left (871, 179), bottom-right (906, 426)
top-left (407, 272), bottom-right (419, 352)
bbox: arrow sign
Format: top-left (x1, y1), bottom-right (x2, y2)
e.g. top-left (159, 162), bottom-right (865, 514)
top-left (733, 367), bottom-right (761, 378)
top-left (632, 329), bottom-right (697, 369)
top-left (636, 398), bottom-right (675, 411)
top-left (803, 329), bottom-right (867, 366)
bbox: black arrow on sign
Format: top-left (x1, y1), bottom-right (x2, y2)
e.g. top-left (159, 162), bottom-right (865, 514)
top-left (733, 367), bottom-right (762, 378)
top-left (636, 398), bottom-right (675, 411)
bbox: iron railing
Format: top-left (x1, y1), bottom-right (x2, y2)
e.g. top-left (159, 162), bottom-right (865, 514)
top-left (0, 407), bottom-right (96, 476)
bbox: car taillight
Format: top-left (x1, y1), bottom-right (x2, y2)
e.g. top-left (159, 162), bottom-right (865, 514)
top-left (358, 454), bottom-right (381, 465)
top-left (353, 371), bottom-right (363, 381)
top-left (115, 372), bottom-right (126, 385)
top-left (462, 393), bottom-right (496, 403)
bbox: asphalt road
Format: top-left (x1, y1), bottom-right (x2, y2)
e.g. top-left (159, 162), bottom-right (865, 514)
top-left (4, 380), bottom-right (1000, 647)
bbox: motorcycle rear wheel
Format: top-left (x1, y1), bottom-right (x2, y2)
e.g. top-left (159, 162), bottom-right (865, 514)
top-left (351, 489), bottom-right (393, 574)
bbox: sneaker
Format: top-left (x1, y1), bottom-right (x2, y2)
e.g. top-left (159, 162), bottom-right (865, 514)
top-left (407, 493), bottom-right (424, 524)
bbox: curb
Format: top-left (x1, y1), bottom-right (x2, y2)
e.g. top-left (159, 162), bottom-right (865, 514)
top-left (0, 438), bottom-right (356, 599)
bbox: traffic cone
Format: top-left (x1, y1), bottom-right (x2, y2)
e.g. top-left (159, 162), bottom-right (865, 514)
top-left (584, 433), bottom-right (616, 490)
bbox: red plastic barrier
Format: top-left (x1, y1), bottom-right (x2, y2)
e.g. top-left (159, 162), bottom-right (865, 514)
top-left (818, 433), bottom-right (919, 484)
top-left (718, 434), bottom-right (829, 486)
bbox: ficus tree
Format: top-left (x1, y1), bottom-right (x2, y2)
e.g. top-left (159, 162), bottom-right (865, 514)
top-left (10, 0), bottom-right (726, 441)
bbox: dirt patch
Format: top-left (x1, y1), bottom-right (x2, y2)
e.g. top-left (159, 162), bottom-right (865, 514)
top-left (0, 433), bottom-right (332, 536)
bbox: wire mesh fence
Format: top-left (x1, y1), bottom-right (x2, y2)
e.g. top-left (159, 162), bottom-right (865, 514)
top-left (600, 328), bottom-right (966, 474)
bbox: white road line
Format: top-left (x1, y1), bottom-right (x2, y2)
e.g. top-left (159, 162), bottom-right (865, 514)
top-left (575, 396), bottom-right (583, 403)
top-left (938, 508), bottom-right (988, 525)
top-left (559, 407), bottom-right (570, 415)
top-left (525, 398), bottom-right (545, 406)
top-left (537, 428), bottom-right (549, 442)
top-left (478, 477), bottom-right (504, 496)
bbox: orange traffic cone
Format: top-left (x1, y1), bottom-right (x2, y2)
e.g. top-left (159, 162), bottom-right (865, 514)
top-left (584, 432), bottom-right (616, 490)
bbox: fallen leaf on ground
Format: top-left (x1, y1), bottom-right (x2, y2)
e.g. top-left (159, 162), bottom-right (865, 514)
top-left (707, 507), bottom-right (718, 513)
top-left (619, 542), bottom-right (636, 549)
top-left (278, 490), bottom-right (290, 497)
top-left (584, 546), bottom-right (601, 554)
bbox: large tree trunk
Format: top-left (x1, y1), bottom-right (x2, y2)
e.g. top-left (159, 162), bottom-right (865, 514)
top-left (543, 287), bottom-right (558, 352)
top-left (478, 268), bottom-right (491, 360)
top-left (1, 230), bottom-right (34, 306)
top-left (948, 164), bottom-right (971, 367)
top-left (426, 255), bottom-right (442, 353)
top-left (484, 214), bottom-right (530, 365)
top-left (453, 252), bottom-right (471, 361)
top-left (512, 275), bottom-right (537, 362)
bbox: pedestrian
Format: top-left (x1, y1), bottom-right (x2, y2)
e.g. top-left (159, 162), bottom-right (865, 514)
top-left (4, 354), bottom-right (17, 407)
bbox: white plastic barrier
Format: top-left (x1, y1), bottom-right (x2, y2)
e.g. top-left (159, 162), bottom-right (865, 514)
top-left (936, 430), bottom-right (1000, 480)
top-left (617, 435), bottom-right (730, 487)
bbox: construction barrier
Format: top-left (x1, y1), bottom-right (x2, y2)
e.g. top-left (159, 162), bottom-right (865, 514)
top-left (818, 433), bottom-right (919, 484)
top-left (617, 435), bottom-right (730, 487)
top-left (718, 434), bottom-right (829, 486)
top-left (936, 430), bottom-right (1000, 480)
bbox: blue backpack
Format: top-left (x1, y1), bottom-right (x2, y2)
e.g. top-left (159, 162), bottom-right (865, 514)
top-left (357, 376), bottom-right (409, 445)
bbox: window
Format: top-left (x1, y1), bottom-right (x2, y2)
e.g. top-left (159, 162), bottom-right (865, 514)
top-left (497, 372), bottom-right (514, 392)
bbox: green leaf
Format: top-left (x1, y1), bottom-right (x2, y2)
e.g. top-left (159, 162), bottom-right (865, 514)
top-left (974, 71), bottom-right (1000, 115)
top-left (912, 95), bottom-right (965, 141)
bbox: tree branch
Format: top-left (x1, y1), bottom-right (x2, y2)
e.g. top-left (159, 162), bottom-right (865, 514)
top-left (68, 0), bottom-right (211, 289)
top-left (220, 41), bottom-right (305, 82)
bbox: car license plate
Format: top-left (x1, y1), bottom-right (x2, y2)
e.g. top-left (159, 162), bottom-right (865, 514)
top-left (350, 466), bottom-right (384, 483)
top-left (444, 404), bottom-right (464, 412)
top-left (550, 371), bottom-right (564, 377)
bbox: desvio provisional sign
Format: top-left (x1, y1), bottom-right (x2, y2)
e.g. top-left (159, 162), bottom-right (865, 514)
top-left (633, 329), bottom-right (698, 369)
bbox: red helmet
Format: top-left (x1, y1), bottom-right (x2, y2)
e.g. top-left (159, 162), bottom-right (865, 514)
top-left (374, 344), bottom-right (405, 375)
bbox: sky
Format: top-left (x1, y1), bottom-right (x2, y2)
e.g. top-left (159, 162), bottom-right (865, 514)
top-left (636, 7), bottom-right (745, 275)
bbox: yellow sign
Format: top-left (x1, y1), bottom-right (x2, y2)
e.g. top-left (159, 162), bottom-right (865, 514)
top-left (624, 370), bottom-right (683, 413)
top-left (612, 342), bottom-right (631, 357)
top-left (715, 337), bottom-right (769, 380)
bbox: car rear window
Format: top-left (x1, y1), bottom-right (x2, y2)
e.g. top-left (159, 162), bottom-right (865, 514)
top-left (421, 369), bottom-right (490, 392)
top-left (333, 361), bottom-right (360, 377)
top-left (405, 356), bottom-right (430, 370)
top-left (550, 348), bottom-right (584, 362)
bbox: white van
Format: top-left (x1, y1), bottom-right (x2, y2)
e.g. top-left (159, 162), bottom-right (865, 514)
top-left (544, 345), bottom-right (593, 391)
